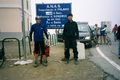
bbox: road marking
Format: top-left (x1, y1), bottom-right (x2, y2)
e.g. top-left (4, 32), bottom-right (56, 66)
top-left (96, 47), bottom-right (120, 71)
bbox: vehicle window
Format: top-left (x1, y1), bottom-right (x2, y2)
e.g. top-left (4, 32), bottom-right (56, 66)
top-left (78, 25), bottom-right (90, 32)
top-left (58, 29), bottom-right (63, 34)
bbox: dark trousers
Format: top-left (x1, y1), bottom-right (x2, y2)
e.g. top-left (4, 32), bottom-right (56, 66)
top-left (64, 39), bottom-right (78, 60)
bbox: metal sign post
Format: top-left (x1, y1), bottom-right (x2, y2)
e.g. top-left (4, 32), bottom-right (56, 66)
top-left (21, 0), bottom-right (27, 60)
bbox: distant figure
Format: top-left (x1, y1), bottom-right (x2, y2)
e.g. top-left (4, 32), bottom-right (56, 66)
top-left (94, 24), bottom-right (100, 44)
top-left (100, 25), bottom-right (107, 44)
top-left (116, 25), bottom-right (120, 59)
top-left (112, 24), bottom-right (118, 41)
top-left (63, 13), bottom-right (79, 65)
top-left (30, 16), bottom-right (49, 67)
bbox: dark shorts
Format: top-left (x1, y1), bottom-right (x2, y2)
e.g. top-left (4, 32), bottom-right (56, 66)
top-left (96, 34), bottom-right (100, 38)
top-left (100, 32), bottom-right (106, 36)
top-left (34, 41), bottom-right (45, 55)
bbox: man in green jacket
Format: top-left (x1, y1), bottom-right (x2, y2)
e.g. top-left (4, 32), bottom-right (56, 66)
top-left (63, 13), bottom-right (79, 65)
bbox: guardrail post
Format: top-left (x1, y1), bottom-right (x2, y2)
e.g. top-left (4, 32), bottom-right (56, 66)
top-left (2, 38), bottom-right (21, 59)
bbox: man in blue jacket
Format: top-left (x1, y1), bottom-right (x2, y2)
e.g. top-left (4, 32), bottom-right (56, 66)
top-left (30, 16), bottom-right (48, 67)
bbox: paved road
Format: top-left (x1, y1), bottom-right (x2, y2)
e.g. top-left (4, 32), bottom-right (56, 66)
top-left (88, 34), bottom-right (120, 80)
top-left (0, 43), bottom-right (105, 80)
top-left (1, 33), bottom-right (120, 80)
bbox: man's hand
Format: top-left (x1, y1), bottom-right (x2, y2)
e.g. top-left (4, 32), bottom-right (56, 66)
top-left (46, 39), bottom-right (50, 46)
top-left (63, 40), bottom-right (65, 43)
top-left (30, 41), bottom-right (33, 46)
top-left (76, 39), bottom-right (79, 42)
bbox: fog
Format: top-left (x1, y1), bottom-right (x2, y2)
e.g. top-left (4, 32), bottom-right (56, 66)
top-left (31, 0), bottom-right (120, 27)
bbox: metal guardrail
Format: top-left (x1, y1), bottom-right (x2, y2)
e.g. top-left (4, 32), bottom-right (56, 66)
top-left (49, 34), bottom-right (58, 46)
top-left (1, 34), bottom-right (57, 60)
top-left (2, 38), bottom-right (21, 59)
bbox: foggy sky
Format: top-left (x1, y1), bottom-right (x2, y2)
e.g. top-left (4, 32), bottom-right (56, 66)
top-left (31, 0), bottom-right (120, 26)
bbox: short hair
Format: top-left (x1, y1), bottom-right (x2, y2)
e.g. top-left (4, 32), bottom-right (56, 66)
top-left (118, 26), bottom-right (120, 31)
top-left (35, 16), bottom-right (40, 20)
top-left (115, 24), bottom-right (117, 27)
top-left (67, 13), bottom-right (73, 17)
top-left (95, 24), bottom-right (98, 26)
top-left (104, 25), bottom-right (107, 27)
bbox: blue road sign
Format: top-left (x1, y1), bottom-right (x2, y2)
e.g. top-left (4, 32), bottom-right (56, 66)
top-left (36, 3), bottom-right (71, 29)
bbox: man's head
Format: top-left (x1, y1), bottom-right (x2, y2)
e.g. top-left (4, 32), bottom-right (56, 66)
top-left (104, 25), bottom-right (107, 28)
top-left (118, 25), bottom-right (120, 32)
top-left (35, 16), bottom-right (41, 24)
top-left (95, 24), bottom-right (98, 27)
top-left (67, 13), bottom-right (73, 21)
top-left (115, 24), bottom-right (117, 27)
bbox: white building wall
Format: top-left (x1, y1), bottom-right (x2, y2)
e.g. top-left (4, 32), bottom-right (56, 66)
top-left (0, 0), bottom-right (31, 40)
top-left (0, 9), bottom-right (21, 32)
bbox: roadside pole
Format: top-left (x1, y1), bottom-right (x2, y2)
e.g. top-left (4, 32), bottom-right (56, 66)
top-left (21, 0), bottom-right (27, 60)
